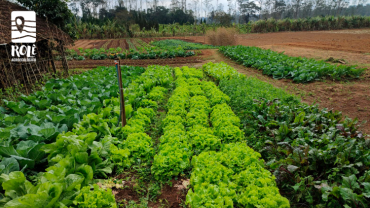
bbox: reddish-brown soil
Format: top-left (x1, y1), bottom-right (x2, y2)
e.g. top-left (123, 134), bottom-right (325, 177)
top-left (236, 29), bottom-right (370, 54)
top-left (108, 39), bottom-right (120, 49)
top-left (112, 172), bottom-right (187, 208)
top-left (148, 179), bottom-right (188, 208)
top-left (56, 56), bottom-right (203, 69)
top-left (119, 39), bottom-right (129, 50)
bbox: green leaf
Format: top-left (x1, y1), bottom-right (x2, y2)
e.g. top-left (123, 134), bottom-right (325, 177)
top-left (287, 165), bottom-right (299, 173)
top-left (74, 152), bottom-right (88, 164)
top-left (3, 192), bottom-right (49, 208)
top-left (362, 182), bottom-right (370, 198)
top-left (1, 171), bottom-right (26, 197)
top-left (76, 165), bottom-right (93, 186)
top-left (0, 147), bottom-right (19, 157)
top-left (342, 175), bottom-right (360, 190)
top-left (0, 158), bottom-right (20, 174)
top-left (64, 174), bottom-right (84, 192)
top-left (10, 156), bottom-right (35, 169)
top-left (38, 128), bottom-right (58, 141)
top-left (339, 187), bottom-right (356, 202)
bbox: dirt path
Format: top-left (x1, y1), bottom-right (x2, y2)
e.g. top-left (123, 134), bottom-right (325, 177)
top-left (200, 49), bottom-right (370, 134)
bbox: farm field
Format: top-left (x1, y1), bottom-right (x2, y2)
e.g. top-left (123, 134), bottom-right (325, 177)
top-left (57, 56), bottom-right (203, 69)
top-left (1, 62), bottom-right (369, 207)
top-left (184, 28), bottom-right (370, 68)
top-left (2, 0), bottom-right (370, 207)
top-left (67, 29), bottom-right (370, 134)
top-left (2, 30), bottom-right (370, 208)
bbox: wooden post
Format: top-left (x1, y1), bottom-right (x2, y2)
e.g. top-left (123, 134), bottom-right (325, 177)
top-left (58, 42), bottom-right (69, 76)
top-left (115, 60), bottom-right (127, 127)
top-left (48, 47), bottom-right (57, 76)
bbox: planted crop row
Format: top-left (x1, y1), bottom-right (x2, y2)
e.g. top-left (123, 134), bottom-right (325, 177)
top-left (220, 46), bottom-right (365, 83)
top-left (136, 39), bottom-right (151, 48)
top-left (187, 82), bottom-right (289, 207)
top-left (203, 62), bottom-right (369, 207)
top-left (0, 66), bottom-right (145, 173)
top-left (151, 67), bottom-right (219, 180)
top-left (126, 39), bottom-right (137, 50)
top-left (65, 45), bottom-right (196, 61)
top-left (0, 65), bottom-right (173, 207)
top-left (151, 39), bottom-right (217, 50)
top-left (149, 69), bottom-right (194, 180)
top-left (150, 66), bottom-right (289, 207)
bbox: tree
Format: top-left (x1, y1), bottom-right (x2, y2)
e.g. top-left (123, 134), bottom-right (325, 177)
top-left (238, 0), bottom-right (261, 23)
top-left (272, 0), bottom-right (286, 19)
top-left (203, 0), bottom-right (212, 19)
top-left (211, 10), bottom-right (233, 25)
top-left (17, 0), bottom-right (74, 33)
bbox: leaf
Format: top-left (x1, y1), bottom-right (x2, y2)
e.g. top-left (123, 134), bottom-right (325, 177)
top-left (3, 192), bottom-right (49, 208)
top-left (0, 158), bottom-right (20, 174)
top-left (362, 182), bottom-right (370, 198)
top-left (287, 165), bottom-right (299, 173)
top-left (294, 112), bottom-right (305, 124)
top-left (65, 174), bottom-right (84, 191)
top-left (74, 152), bottom-right (88, 164)
top-left (76, 165), bottom-right (93, 186)
top-left (342, 175), bottom-right (360, 190)
top-left (0, 146), bottom-right (19, 157)
top-left (292, 183), bottom-right (301, 191)
top-left (15, 141), bottom-right (37, 157)
top-left (38, 182), bottom-right (63, 207)
top-left (27, 143), bottom-right (45, 162)
top-left (60, 117), bottom-right (79, 130)
top-left (38, 128), bottom-right (58, 141)
top-left (10, 155), bottom-right (35, 169)
top-left (339, 187), bottom-right (356, 201)
top-left (1, 171), bottom-right (26, 196)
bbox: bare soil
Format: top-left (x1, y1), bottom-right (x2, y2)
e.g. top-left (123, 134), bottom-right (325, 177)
top-left (56, 56), bottom-right (203, 69)
top-left (113, 173), bottom-right (187, 208)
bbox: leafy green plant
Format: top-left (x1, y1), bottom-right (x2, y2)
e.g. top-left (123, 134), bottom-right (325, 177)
top-left (73, 184), bottom-right (117, 208)
top-left (219, 46), bottom-right (366, 83)
top-left (151, 39), bottom-right (217, 50)
top-left (203, 62), bottom-right (369, 207)
top-left (186, 143), bottom-right (290, 208)
top-left (0, 64), bottom-right (175, 207)
top-left (0, 66), bottom-right (146, 174)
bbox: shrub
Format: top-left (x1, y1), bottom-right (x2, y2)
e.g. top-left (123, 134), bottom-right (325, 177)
top-left (205, 28), bottom-right (237, 46)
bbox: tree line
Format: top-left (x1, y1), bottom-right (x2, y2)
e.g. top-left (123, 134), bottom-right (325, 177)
top-left (10, 0), bottom-right (370, 39)
top-left (67, 0), bottom-right (370, 25)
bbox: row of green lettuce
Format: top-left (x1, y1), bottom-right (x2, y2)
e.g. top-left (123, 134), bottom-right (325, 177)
top-left (150, 66), bottom-right (289, 207)
top-left (203, 62), bottom-right (370, 207)
top-left (219, 45), bottom-right (365, 83)
top-left (0, 65), bottom-right (173, 207)
top-left (0, 66), bottom-right (145, 175)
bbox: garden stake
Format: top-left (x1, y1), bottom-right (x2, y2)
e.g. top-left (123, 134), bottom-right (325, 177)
top-left (115, 60), bottom-right (127, 127)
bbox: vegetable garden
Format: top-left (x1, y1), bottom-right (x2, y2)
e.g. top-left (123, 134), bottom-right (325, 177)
top-left (57, 39), bottom-right (212, 69)
top-left (1, 0), bottom-right (369, 206)
top-left (1, 28), bottom-right (369, 208)
top-left (1, 58), bottom-right (368, 207)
